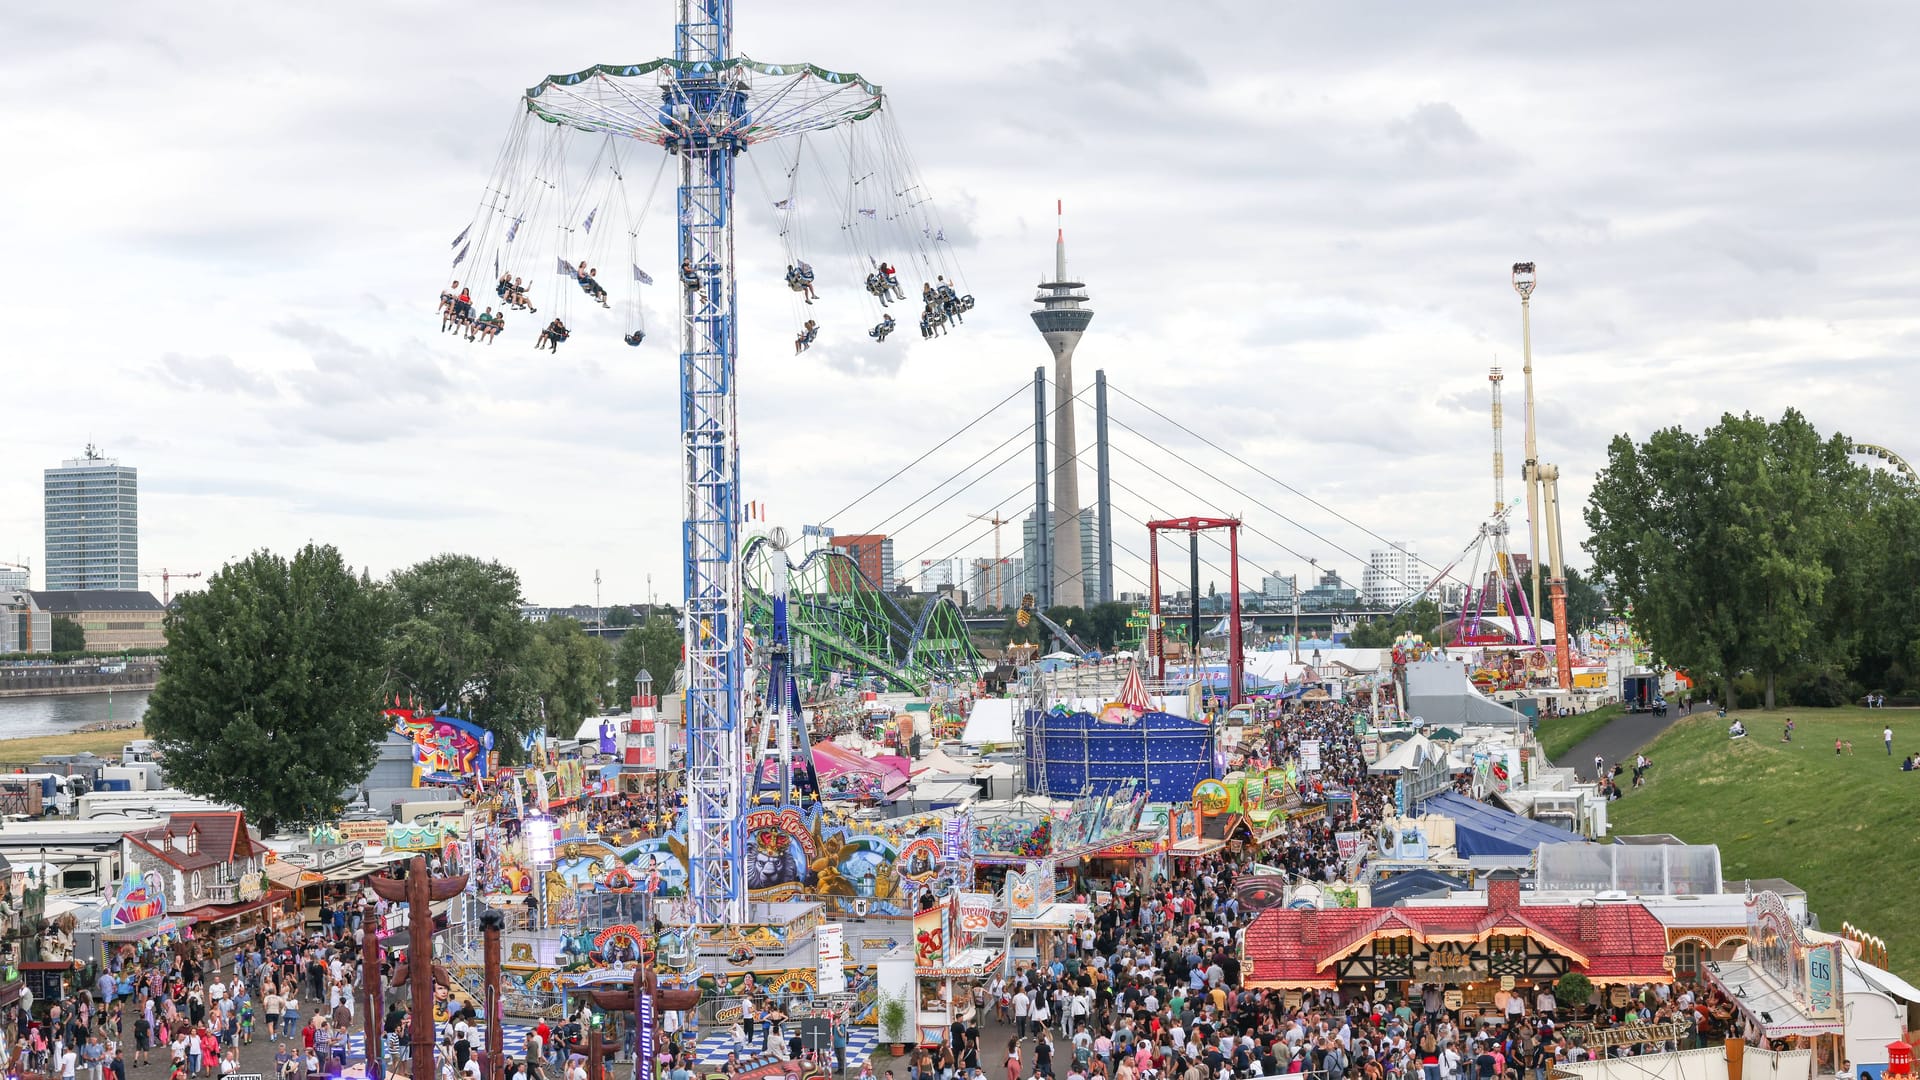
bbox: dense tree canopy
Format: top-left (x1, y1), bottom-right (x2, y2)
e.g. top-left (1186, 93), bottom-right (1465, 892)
top-left (388, 554), bottom-right (542, 759)
top-left (530, 618), bottom-right (612, 735)
top-left (1584, 409), bottom-right (1917, 708)
top-left (1559, 566), bottom-right (1609, 636)
top-left (144, 545), bottom-right (393, 831)
top-left (1086, 602), bottom-right (1134, 650)
top-left (1345, 598), bottom-right (1444, 649)
top-left (610, 613), bottom-right (682, 703)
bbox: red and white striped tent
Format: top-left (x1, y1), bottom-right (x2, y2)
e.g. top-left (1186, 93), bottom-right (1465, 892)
top-left (1118, 662), bottom-right (1153, 713)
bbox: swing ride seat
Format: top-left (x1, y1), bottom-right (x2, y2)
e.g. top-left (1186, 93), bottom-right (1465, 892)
top-left (440, 70), bottom-right (973, 381)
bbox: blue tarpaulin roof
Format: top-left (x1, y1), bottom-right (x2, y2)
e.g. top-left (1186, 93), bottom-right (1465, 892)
top-left (1370, 868), bottom-right (1470, 907)
top-left (1426, 791), bottom-right (1578, 858)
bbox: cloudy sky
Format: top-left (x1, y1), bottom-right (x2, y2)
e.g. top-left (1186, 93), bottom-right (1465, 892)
top-left (5, 1), bottom-right (1917, 607)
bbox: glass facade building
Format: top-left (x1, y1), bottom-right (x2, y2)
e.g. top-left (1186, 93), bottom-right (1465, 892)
top-left (44, 451), bottom-right (139, 591)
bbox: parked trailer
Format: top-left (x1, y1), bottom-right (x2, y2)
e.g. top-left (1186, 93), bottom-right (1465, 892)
top-left (1623, 672), bottom-right (1668, 715)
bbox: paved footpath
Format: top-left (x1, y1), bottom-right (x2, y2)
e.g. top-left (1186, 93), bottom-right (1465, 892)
top-left (1560, 705), bottom-right (1701, 781)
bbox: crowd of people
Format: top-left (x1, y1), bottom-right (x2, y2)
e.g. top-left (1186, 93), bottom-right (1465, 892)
top-left (2, 688), bottom-right (1775, 1080)
top-left (870, 699), bottom-right (1754, 1080)
top-left (0, 892), bottom-right (394, 1080)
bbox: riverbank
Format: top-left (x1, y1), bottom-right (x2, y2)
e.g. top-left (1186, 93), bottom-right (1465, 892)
top-left (0, 725), bottom-right (147, 759)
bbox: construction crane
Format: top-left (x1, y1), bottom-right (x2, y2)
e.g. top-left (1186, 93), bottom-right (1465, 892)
top-left (970, 511), bottom-right (1011, 608)
top-left (141, 568), bottom-right (204, 605)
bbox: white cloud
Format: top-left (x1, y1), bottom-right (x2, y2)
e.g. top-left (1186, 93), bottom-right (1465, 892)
top-left (4, 0), bottom-right (1920, 604)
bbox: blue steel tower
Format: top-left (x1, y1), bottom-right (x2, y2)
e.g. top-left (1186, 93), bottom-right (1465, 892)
top-left (516, 0), bottom-right (888, 925)
top-left (673, 0), bottom-right (749, 928)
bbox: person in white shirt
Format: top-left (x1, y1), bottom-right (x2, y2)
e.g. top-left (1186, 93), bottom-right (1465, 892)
top-left (1012, 990), bottom-right (1031, 1039)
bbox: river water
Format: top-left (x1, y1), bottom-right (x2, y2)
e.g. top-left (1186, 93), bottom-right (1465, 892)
top-left (0, 690), bottom-right (151, 739)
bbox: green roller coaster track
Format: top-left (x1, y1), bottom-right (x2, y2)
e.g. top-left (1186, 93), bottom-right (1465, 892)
top-left (742, 536), bottom-right (983, 694)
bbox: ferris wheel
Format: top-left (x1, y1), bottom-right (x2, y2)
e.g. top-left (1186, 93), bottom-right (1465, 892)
top-left (1850, 441), bottom-right (1917, 483)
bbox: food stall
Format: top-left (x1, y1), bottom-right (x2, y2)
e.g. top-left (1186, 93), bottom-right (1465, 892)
top-left (80, 868), bottom-right (196, 976)
top-left (912, 892), bottom-right (1002, 1046)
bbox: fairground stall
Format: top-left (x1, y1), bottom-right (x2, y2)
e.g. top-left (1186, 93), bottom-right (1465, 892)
top-left (1704, 891), bottom-right (1848, 1074)
top-left (1243, 870), bottom-right (1672, 1017)
top-left (122, 811), bottom-right (295, 963)
top-left (911, 890), bottom-right (1006, 1046)
top-left (75, 869), bottom-right (195, 986)
top-left (1083, 803), bottom-right (1171, 893)
top-left (1022, 665), bottom-right (1219, 803)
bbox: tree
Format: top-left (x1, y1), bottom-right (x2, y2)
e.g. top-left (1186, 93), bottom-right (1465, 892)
top-left (530, 618), bottom-right (611, 734)
top-left (611, 614), bottom-right (682, 703)
top-left (1559, 567), bottom-right (1609, 636)
top-left (1584, 410), bottom-right (1859, 708)
top-left (1043, 606), bottom-right (1091, 651)
top-left (1087, 602), bottom-right (1134, 650)
top-left (1345, 598), bottom-right (1443, 649)
top-left (604, 605), bottom-right (636, 627)
top-left (388, 555), bottom-right (541, 758)
top-left (1553, 972), bottom-right (1595, 1016)
top-left (50, 616), bottom-right (85, 653)
top-left (143, 545), bottom-right (393, 831)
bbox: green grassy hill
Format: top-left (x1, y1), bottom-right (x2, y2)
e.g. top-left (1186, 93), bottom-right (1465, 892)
top-left (1538, 704), bottom-right (1624, 761)
top-left (1607, 705), bottom-right (1919, 978)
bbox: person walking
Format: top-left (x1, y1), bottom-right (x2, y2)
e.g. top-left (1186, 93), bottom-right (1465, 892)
top-left (1885, 726), bottom-right (1894, 755)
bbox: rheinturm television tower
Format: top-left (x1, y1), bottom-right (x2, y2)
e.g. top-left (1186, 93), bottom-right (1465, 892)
top-left (1033, 201), bottom-right (1094, 610)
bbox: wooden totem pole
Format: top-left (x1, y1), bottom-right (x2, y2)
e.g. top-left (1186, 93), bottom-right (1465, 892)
top-left (366, 855), bottom-right (469, 1080)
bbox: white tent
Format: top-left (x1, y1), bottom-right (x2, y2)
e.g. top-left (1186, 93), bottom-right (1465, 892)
top-left (962, 698), bottom-right (1017, 745)
top-left (1370, 733), bottom-right (1440, 773)
top-left (571, 715), bottom-right (620, 742)
top-left (916, 748), bottom-right (1018, 781)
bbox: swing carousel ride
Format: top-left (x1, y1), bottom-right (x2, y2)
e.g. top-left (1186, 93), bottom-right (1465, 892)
top-left (434, 3), bottom-right (988, 1023)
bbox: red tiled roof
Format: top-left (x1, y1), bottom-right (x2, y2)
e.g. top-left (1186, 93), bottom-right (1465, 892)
top-left (1243, 899), bottom-right (1671, 988)
top-left (127, 811), bottom-right (255, 872)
